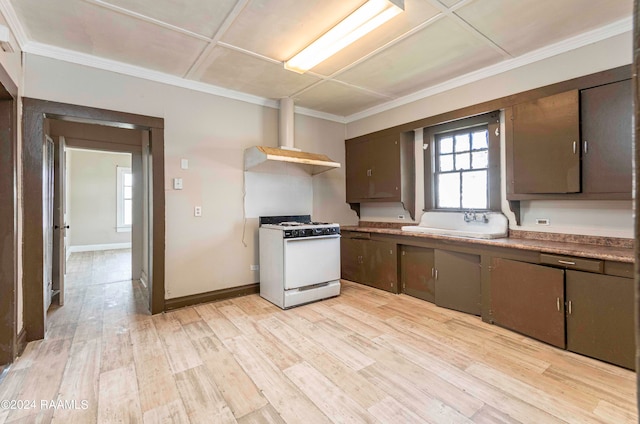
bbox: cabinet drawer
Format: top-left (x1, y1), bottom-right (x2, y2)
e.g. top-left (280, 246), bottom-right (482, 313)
top-left (540, 254), bottom-right (603, 273)
top-left (348, 232), bottom-right (371, 240)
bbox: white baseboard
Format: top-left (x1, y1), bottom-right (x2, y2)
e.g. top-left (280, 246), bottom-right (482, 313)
top-left (68, 242), bottom-right (132, 253)
top-left (140, 270), bottom-right (148, 288)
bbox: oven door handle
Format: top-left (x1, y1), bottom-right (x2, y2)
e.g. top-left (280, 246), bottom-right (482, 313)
top-left (284, 234), bottom-right (341, 241)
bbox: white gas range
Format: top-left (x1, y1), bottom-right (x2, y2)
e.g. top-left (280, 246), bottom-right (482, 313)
top-left (259, 215), bottom-right (341, 309)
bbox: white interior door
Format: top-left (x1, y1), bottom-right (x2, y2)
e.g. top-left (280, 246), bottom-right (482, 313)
top-left (53, 137), bottom-right (69, 306)
top-left (43, 135), bottom-right (54, 311)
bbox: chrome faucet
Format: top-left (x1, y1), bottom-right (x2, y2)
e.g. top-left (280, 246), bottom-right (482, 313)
top-left (463, 210), bottom-right (476, 222)
top-left (464, 210), bottom-right (489, 223)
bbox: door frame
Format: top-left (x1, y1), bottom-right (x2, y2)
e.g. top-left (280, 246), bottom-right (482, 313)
top-left (0, 69), bottom-right (17, 365)
top-left (22, 98), bottom-right (165, 342)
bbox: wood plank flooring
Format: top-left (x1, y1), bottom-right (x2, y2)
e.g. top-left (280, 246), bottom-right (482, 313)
top-left (0, 250), bottom-right (636, 423)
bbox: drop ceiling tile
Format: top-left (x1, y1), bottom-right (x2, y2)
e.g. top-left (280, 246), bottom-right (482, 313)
top-left (221, 0), bottom-right (366, 62)
top-left (11, 0), bottom-right (207, 76)
top-left (311, 0), bottom-right (442, 76)
top-left (456, 0), bottom-right (632, 56)
top-left (196, 46), bottom-right (320, 99)
top-left (101, 0), bottom-right (238, 38)
top-left (295, 81), bottom-right (390, 116)
top-left (336, 17), bottom-right (503, 97)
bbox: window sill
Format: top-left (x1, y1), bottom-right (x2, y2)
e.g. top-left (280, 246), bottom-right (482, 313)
top-left (116, 226), bottom-right (132, 233)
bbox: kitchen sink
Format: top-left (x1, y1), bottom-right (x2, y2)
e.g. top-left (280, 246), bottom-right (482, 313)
top-left (401, 211), bottom-right (508, 239)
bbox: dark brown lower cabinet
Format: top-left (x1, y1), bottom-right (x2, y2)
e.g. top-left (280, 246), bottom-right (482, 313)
top-left (566, 270), bottom-right (635, 369)
top-left (340, 236), bottom-right (398, 293)
top-left (490, 258), bottom-right (566, 348)
top-left (400, 245), bottom-right (435, 303)
top-left (340, 237), bottom-right (364, 283)
top-left (434, 250), bottom-right (481, 315)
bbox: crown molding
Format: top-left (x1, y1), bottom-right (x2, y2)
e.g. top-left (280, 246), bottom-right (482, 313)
top-left (0, 0), bottom-right (28, 49)
top-left (22, 41), bottom-right (347, 124)
top-left (344, 16), bottom-right (632, 123)
top-left (25, 41), bottom-right (280, 106)
top-left (8, 10), bottom-right (632, 127)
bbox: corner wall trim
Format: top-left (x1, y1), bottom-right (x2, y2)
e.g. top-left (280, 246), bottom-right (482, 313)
top-left (164, 283), bottom-right (260, 311)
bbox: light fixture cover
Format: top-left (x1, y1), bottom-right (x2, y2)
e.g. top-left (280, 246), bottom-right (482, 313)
top-left (285, 0), bottom-right (404, 74)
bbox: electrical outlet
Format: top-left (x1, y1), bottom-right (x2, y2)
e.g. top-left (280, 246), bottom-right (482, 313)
top-left (250, 265), bottom-right (259, 271)
top-left (536, 218), bottom-right (550, 225)
top-left (194, 206), bottom-right (202, 217)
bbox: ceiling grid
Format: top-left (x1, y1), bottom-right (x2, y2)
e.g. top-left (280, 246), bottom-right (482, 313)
top-left (0, 0), bottom-right (632, 120)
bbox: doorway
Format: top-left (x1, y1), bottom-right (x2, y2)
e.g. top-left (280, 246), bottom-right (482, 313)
top-left (60, 148), bottom-right (137, 296)
top-left (22, 99), bottom-right (165, 342)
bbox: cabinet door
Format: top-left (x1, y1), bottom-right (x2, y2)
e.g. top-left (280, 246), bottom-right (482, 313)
top-left (345, 140), bottom-right (371, 202)
top-left (340, 237), bottom-right (364, 282)
top-left (566, 270), bottom-right (634, 369)
top-left (363, 240), bottom-right (398, 293)
top-left (400, 245), bottom-right (435, 302)
top-left (580, 79), bottom-right (632, 194)
top-left (434, 250), bottom-right (481, 315)
top-left (368, 135), bottom-right (401, 200)
top-left (512, 90), bottom-right (580, 194)
top-left (490, 258), bottom-right (565, 348)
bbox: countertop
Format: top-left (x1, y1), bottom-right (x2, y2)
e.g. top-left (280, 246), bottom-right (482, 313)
top-left (341, 226), bottom-right (634, 263)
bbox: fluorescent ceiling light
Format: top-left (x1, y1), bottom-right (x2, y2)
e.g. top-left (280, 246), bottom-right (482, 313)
top-left (285, 0), bottom-right (404, 74)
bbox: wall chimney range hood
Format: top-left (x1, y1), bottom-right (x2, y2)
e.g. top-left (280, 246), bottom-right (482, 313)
top-left (244, 98), bottom-right (341, 175)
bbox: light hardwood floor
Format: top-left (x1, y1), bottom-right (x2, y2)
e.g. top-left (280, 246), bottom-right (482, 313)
top-left (0, 250), bottom-right (636, 423)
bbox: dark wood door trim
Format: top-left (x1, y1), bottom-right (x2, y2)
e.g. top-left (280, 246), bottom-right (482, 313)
top-left (0, 98), bottom-right (17, 365)
top-left (632, 0), bottom-right (639, 402)
top-left (22, 98), bottom-right (165, 341)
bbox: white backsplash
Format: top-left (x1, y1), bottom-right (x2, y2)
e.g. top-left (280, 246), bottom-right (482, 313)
top-left (244, 161), bottom-right (312, 218)
top-left (517, 200), bottom-right (633, 238)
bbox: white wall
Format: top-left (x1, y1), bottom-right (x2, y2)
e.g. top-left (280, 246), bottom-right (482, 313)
top-left (67, 149), bottom-right (132, 248)
top-left (23, 54), bottom-right (352, 299)
top-left (349, 32), bottom-right (634, 238)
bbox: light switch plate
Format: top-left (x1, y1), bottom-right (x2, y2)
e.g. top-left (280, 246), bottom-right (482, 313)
top-left (173, 178), bottom-right (183, 190)
top-left (181, 159), bottom-right (189, 170)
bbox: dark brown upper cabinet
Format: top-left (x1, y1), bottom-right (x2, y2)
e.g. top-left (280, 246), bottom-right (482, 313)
top-left (511, 90), bottom-right (580, 194)
top-left (507, 77), bottom-right (632, 200)
top-left (345, 131), bottom-right (415, 219)
top-left (580, 79), bottom-right (632, 194)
